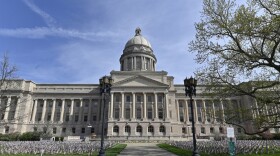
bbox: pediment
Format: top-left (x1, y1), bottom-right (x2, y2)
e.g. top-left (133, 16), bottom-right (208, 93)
top-left (113, 75), bottom-right (168, 87)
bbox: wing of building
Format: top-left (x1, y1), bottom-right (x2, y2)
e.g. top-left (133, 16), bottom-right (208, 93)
top-left (1, 28), bottom-right (277, 141)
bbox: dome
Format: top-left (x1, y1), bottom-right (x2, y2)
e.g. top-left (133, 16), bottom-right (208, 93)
top-left (124, 28), bottom-right (152, 49)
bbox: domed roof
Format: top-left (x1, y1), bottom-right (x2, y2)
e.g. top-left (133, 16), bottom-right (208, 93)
top-left (124, 28), bottom-right (152, 49)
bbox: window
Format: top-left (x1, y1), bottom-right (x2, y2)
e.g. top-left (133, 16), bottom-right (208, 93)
top-left (93, 115), bottom-right (97, 121)
top-left (201, 127), bottom-right (205, 134)
top-left (67, 101), bottom-right (71, 107)
top-left (75, 114), bottom-right (79, 122)
top-left (116, 96), bottom-right (120, 102)
top-left (43, 127), bottom-right (47, 133)
top-left (72, 127), bottom-right (76, 134)
top-left (5, 126), bottom-right (9, 134)
top-left (81, 128), bottom-right (85, 133)
top-left (219, 127), bottom-right (223, 133)
top-left (76, 101), bottom-right (80, 107)
top-left (113, 126), bottom-right (119, 133)
top-left (114, 108), bottom-right (119, 119)
top-left (56, 113), bottom-right (60, 121)
top-left (125, 126), bottom-right (131, 133)
top-left (148, 126), bottom-right (154, 133)
top-left (84, 115), bottom-right (88, 122)
top-left (148, 108), bottom-right (153, 119)
top-left (65, 114), bottom-right (69, 122)
top-left (85, 101), bottom-right (89, 107)
top-left (53, 127), bottom-right (57, 134)
top-left (136, 108), bottom-right (141, 119)
top-left (37, 113), bottom-right (42, 121)
top-left (62, 128), bottom-right (66, 133)
top-left (158, 108), bottom-right (163, 119)
top-left (47, 113), bottom-right (51, 121)
top-left (137, 96), bottom-right (142, 102)
top-left (148, 96), bottom-right (152, 102)
top-left (159, 126), bottom-right (165, 133)
top-left (125, 108), bottom-right (130, 119)
top-left (182, 127), bottom-right (186, 134)
top-left (58, 101), bottom-right (62, 107)
top-left (210, 127), bottom-right (214, 134)
top-left (158, 95), bottom-right (163, 103)
top-left (136, 126), bottom-right (142, 133)
top-left (49, 102), bottom-right (53, 107)
top-left (126, 95), bottom-right (131, 102)
top-left (91, 128), bottom-right (95, 133)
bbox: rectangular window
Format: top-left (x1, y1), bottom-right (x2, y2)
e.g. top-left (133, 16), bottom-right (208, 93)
top-left (126, 95), bottom-right (131, 102)
top-left (47, 113), bottom-right (51, 121)
top-left (114, 108), bottom-right (119, 119)
top-left (84, 115), bottom-right (88, 122)
top-left (148, 108), bottom-right (153, 119)
top-left (75, 115), bottom-right (79, 122)
top-left (58, 101), bottom-right (62, 107)
top-left (76, 101), bottom-right (80, 107)
top-left (62, 128), bottom-right (66, 133)
top-left (182, 127), bottom-right (186, 133)
top-left (65, 114), bottom-right (69, 122)
top-left (158, 109), bottom-right (163, 119)
top-left (125, 108), bottom-right (130, 119)
top-left (210, 127), bottom-right (214, 133)
top-left (137, 96), bottom-right (142, 102)
top-left (72, 127), bottom-right (76, 134)
top-left (81, 128), bottom-right (85, 133)
top-left (116, 96), bottom-right (120, 102)
top-left (56, 113), bottom-right (60, 121)
top-left (53, 128), bottom-right (57, 134)
top-left (91, 127), bottom-right (95, 133)
top-left (92, 115), bottom-right (97, 121)
top-left (201, 127), bottom-right (205, 134)
top-left (158, 95), bottom-right (163, 103)
top-left (136, 108), bottom-right (141, 119)
top-left (148, 96), bottom-right (152, 102)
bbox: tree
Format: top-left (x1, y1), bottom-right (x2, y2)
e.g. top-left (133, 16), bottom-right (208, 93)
top-left (0, 53), bottom-right (29, 130)
top-left (189, 0), bottom-right (280, 135)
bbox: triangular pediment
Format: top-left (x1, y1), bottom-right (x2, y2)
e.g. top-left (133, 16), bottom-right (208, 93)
top-left (113, 75), bottom-right (168, 87)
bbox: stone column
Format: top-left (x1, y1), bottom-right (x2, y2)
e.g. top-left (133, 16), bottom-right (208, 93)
top-left (78, 99), bottom-right (83, 122)
top-left (110, 93), bottom-right (114, 119)
top-left (212, 100), bottom-right (216, 122)
top-left (13, 96), bottom-right (20, 121)
top-left (185, 100), bottom-right (189, 123)
top-left (132, 93), bottom-right (136, 120)
top-left (41, 99), bottom-right (47, 122)
top-left (60, 99), bottom-right (65, 122)
top-left (193, 100), bottom-right (198, 122)
top-left (31, 99), bottom-right (38, 122)
top-left (165, 93), bottom-right (169, 120)
top-left (51, 99), bottom-right (56, 122)
top-left (154, 93), bottom-right (158, 120)
top-left (202, 100), bottom-right (206, 123)
top-left (70, 99), bottom-right (74, 122)
top-left (143, 93), bottom-right (147, 120)
top-left (176, 100), bottom-right (180, 122)
top-left (3, 96), bottom-right (11, 120)
top-left (220, 100), bottom-right (225, 123)
top-left (121, 93), bottom-right (124, 120)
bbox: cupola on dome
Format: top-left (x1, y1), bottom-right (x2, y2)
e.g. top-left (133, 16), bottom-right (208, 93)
top-left (124, 28), bottom-right (152, 49)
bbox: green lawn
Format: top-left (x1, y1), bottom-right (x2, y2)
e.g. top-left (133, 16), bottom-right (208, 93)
top-left (157, 143), bottom-right (280, 156)
top-left (0, 144), bottom-right (127, 156)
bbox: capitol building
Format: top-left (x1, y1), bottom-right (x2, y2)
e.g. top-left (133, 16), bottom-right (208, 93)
top-left (1, 28), bottom-right (253, 141)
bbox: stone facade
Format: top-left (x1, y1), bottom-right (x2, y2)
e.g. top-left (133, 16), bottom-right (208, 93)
top-left (0, 28), bottom-right (264, 141)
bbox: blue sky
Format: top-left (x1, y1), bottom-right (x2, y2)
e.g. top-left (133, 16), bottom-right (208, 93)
top-left (0, 0), bottom-right (203, 84)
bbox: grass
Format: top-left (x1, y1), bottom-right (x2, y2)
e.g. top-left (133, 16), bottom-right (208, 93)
top-left (0, 143), bottom-right (127, 156)
top-left (157, 143), bottom-right (280, 156)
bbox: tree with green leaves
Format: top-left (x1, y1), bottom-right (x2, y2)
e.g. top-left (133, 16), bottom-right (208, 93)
top-left (189, 0), bottom-right (280, 135)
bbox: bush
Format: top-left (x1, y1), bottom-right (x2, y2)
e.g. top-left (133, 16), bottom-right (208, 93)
top-left (19, 132), bottom-right (42, 141)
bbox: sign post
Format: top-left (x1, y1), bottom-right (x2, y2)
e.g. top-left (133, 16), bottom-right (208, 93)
top-left (227, 127), bottom-right (235, 156)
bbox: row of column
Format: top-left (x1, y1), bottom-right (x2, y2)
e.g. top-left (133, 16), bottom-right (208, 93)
top-left (122, 56), bottom-right (155, 71)
top-left (31, 99), bottom-right (97, 123)
top-left (109, 92), bottom-right (169, 120)
top-left (176, 99), bottom-right (240, 123)
top-left (2, 96), bottom-right (20, 121)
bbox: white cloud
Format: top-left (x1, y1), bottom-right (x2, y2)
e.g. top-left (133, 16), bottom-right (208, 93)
top-left (22, 0), bottom-right (57, 28)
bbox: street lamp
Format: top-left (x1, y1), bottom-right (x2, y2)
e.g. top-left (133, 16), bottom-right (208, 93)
top-left (184, 77), bottom-right (200, 156)
top-left (99, 76), bottom-right (113, 156)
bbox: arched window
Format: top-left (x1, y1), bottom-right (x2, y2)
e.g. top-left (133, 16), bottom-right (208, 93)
top-left (136, 126), bottom-right (142, 133)
top-left (113, 126), bottom-right (119, 133)
top-left (125, 125), bottom-right (131, 133)
top-left (148, 125), bottom-right (154, 133)
top-left (159, 126), bottom-right (165, 133)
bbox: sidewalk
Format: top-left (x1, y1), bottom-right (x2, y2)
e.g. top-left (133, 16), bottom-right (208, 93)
top-left (118, 143), bottom-right (177, 156)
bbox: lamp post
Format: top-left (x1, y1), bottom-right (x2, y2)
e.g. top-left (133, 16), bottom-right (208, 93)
top-left (99, 76), bottom-right (113, 156)
top-left (184, 77), bottom-right (200, 156)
